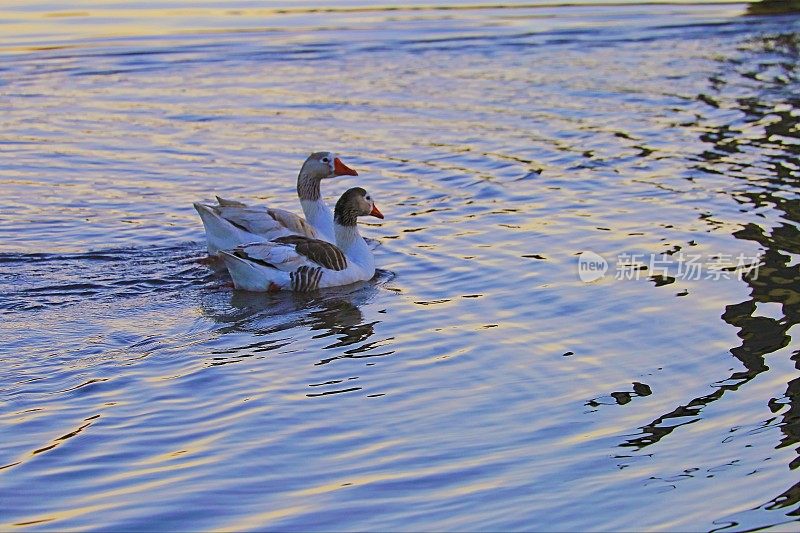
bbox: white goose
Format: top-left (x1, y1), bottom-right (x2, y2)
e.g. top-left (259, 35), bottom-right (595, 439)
top-left (219, 187), bottom-right (383, 292)
top-left (193, 152), bottom-right (358, 254)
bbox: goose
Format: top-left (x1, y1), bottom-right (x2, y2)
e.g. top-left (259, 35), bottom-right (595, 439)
top-left (193, 152), bottom-right (358, 254)
top-left (219, 187), bottom-right (383, 292)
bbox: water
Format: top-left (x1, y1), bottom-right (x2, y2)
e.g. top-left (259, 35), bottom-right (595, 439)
top-left (1, 2), bottom-right (799, 530)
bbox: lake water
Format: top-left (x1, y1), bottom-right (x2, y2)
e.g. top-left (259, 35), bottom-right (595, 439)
top-left (2, 1), bottom-right (800, 530)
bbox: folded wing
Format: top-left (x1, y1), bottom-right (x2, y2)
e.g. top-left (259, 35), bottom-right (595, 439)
top-left (232, 235), bottom-right (348, 273)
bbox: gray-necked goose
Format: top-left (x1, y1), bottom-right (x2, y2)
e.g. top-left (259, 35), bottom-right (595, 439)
top-left (219, 187), bottom-right (383, 292)
top-left (193, 152), bottom-right (358, 254)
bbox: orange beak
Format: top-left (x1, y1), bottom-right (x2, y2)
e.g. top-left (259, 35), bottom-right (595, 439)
top-left (370, 204), bottom-right (384, 219)
top-left (333, 157), bottom-right (358, 176)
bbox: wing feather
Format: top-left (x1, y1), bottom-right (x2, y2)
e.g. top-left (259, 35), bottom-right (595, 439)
top-left (265, 208), bottom-right (319, 239)
top-left (215, 196), bottom-right (248, 207)
top-left (273, 235), bottom-right (348, 271)
top-left (208, 204), bottom-right (321, 240)
top-left (232, 242), bottom-right (310, 272)
top-left (212, 206), bottom-right (280, 236)
top-left (198, 196), bottom-right (322, 242)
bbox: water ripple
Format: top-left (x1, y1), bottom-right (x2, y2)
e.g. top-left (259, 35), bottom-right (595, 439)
top-left (2, 3), bottom-right (800, 531)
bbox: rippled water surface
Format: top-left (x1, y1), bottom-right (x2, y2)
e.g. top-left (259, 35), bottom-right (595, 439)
top-left (2, 2), bottom-right (800, 530)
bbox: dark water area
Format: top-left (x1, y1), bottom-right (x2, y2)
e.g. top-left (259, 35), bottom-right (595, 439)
top-left (2, 2), bottom-right (800, 530)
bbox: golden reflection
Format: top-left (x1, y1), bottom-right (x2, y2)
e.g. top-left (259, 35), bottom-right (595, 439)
top-left (0, 4), bottom-right (459, 53)
top-left (95, 458), bottom-right (215, 486)
top-left (6, 504), bottom-right (114, 529)
top-left (1, 2), bottom-right (752, 54)
top-left (215, 504), bottom-right (314, 532)
top-left (133, 433), bottom-right (221, 467)
top-left (332, 437), bottom-right (406, 460)
top-left (290, 448), bottom-right (512, 499)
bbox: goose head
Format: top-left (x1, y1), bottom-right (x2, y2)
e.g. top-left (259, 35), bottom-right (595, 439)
top-left (300, 152), bottom-right (358, 181)
top-left (334, 187), bottom-right (384, 227)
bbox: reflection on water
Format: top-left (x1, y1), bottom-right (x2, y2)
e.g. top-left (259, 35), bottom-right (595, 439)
top-left (748, 1), bottom-right (800, 16)
top-left (198, 272), bottom-right (390, 369)
top-left (2, 2), bottom-right (800, 531)
top-left (610, 29), bottom-right (800, 531)
top-left (703, 31), bottom-right (800, 528)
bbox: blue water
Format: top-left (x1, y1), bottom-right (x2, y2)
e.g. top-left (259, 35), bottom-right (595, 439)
top-left (2, 2), bottom-right (800, 530)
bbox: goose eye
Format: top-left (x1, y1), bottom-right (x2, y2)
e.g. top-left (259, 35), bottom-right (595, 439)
top-left (322, 157), bottom-right (330, 163)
